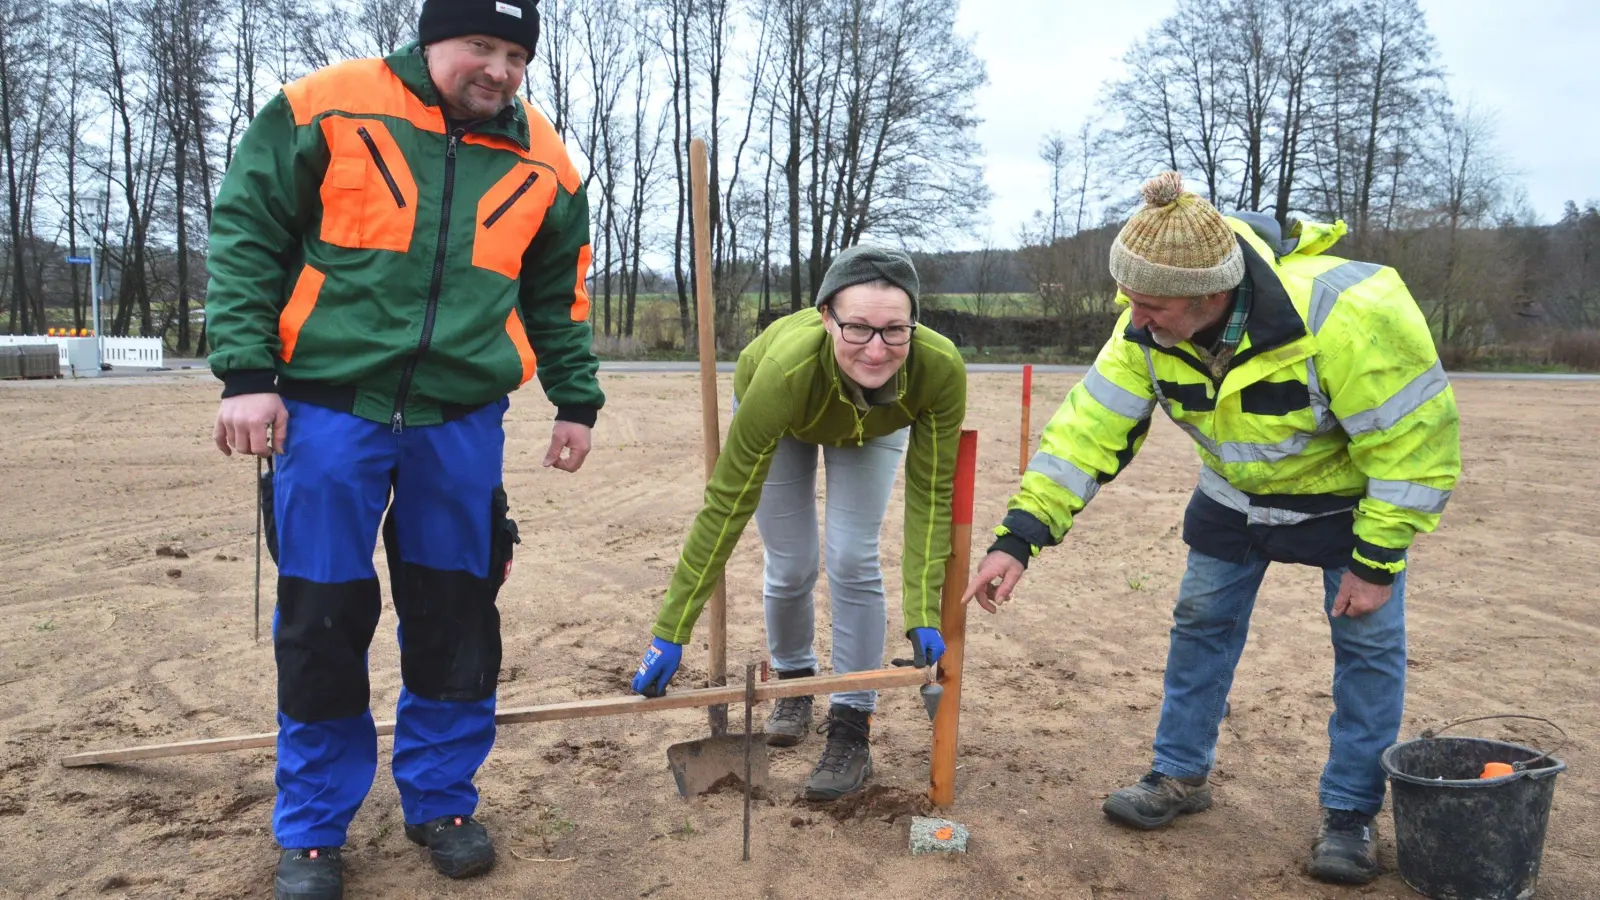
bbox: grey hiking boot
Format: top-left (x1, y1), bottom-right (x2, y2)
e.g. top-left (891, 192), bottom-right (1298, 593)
top-left (763, 667), bottom-right (815, 747)
top-left (1308, 808), bottom-right (1380, 884)
top-left (803, 704), bottom-right (872, 800)
top-left (1102, 769), bottom-right (1213, 830)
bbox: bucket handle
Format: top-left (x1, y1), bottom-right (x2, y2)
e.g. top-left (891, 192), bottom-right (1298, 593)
top-left (1418, 714), bottom-right (1568, 773)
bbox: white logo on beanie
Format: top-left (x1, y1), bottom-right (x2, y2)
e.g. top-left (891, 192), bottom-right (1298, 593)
top-left (495, 1), bottom-right (523, 16)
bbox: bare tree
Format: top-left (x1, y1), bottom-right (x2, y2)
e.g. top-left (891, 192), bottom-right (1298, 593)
top-left (1425, 101), bottom-right (1506, 348)
top-left (1039, 131), bottom-right (1067, 243)
top-left (0, 0), bottom-right (47, 333)
top-left (1105, 0), bottom-right (1237, 204)
top-left (575, 0), bottom-right (631, 337)
top-left (1308, 0), bottom-right (1438, 248)
top-left (622, 26), bottom-right (667, 339)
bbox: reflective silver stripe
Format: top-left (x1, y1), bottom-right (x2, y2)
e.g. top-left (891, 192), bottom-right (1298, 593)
top-left (1141, 346), bottom-right (1168, 409)
top-left (1175, 420), bottom-right (1219, 454)
top-left (1142, 346), bottom-right (1221, 454)
top-left (1308, 261), bottom-right (1385, 335)
top-left (1028, 451), bottom-right (1100, 504)
top-left (1217, 429), bottom-right (1318, 464)
top-left (1082, 367), bottom-right (1155, 420)
top-left (1197, 466), bottom-right (1249, 513)
top-left (1198, 466), bottom-right (1358, 526)
top-left (1303, 357), bottom-right (1337, 434)
top-left (1368, 479), bottom-right (1452, 514)
top-left (1340, 361), bottom-right (1449, 437)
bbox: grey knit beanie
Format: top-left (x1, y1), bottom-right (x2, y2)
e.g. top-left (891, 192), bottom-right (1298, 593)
top-left (815, 245), bottom-right (920, 319)
top-left (1109, 172), bottom-right (1244, 297)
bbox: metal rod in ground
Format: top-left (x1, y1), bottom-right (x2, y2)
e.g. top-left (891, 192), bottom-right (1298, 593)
top-left (254, 454), bottom-right (263, 644)
top-left (742, 661), bottom-right (755, 862)
top-left (689, 136), bottom-right (728, 736)
top-left (930, 429), bottom-right (978, 806)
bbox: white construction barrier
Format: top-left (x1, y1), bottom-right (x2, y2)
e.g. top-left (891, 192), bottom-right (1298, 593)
top-left (101, 337), bottom-right (165, 367)
top-left (0, 334), bottom-right (165, 373)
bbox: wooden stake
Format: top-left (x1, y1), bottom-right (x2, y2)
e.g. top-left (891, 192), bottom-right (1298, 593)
top-left (689, 137), bottom-right (728, 735)
top-left (1019, 364), bottom-right (1033, 476)
top-left (930, 429), bottom-right (978, 807)
top-left (59, 667), bottom-right (929, 769)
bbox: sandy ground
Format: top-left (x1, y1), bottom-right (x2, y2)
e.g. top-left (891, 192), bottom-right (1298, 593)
top-left (1, 370), bottom-right (1596, 900)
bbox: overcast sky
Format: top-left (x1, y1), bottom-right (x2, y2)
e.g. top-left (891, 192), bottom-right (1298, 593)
top-left (952, 0), bottom-right (1600, 246)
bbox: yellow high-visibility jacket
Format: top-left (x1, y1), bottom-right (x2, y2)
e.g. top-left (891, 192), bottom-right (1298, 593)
top-left (997, 215), bottom-right (1461, 583)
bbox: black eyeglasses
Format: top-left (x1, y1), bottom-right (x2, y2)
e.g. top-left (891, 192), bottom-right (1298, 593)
top-left (825, 305), bottom-right (917, 346)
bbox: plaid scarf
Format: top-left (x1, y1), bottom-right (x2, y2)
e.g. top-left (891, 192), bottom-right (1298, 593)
top-left (1194, 272), bottom-right (1252, 379)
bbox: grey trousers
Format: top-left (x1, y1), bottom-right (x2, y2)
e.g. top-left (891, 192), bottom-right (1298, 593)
top-left (754, 429), bottom-right (910, 711)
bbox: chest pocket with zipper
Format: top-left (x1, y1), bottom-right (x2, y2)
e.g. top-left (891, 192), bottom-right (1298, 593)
top-left (317, 117), bottom-right (418, 253)
top-left (473, 162), bottom-right (558, 279)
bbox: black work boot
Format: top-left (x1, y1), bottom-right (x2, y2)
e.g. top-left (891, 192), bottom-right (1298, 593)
top-left (1102, 769), bottom-right (1213, 830)
top-left (273, 847), bottom-right (343, 900)
top-left (803, 704), bottom-right (872, 800)
top-left (763, 667), bottom-right (816, 747)
top-left (404, 814), bottom-right (496, 879)
top-left (1308, 808), bottom-right (1380, 884)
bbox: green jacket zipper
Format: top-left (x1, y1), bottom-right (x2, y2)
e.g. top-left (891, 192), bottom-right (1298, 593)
top-left (392, 126), bottom-right (461, 432)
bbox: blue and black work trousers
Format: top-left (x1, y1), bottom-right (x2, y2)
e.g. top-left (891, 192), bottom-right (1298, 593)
top-left (262, 398), bottom-right (519, 850)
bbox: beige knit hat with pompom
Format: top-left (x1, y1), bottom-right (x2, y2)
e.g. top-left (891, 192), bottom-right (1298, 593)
top-left (1109, 172), bottom-right (1243, 298)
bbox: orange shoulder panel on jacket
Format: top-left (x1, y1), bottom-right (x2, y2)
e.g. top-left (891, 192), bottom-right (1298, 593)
top-left (520, 99), bottom-right (582, 194)
top-left (282, 58), bottom-right (445, 134)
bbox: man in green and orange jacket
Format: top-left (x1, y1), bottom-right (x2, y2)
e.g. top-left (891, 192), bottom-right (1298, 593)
top-left (202, 2), bottom-right (602, 896)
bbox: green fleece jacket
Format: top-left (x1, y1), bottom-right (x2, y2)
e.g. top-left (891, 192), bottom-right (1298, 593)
top-left (652, 308), bottom-right (967, 643)
top-left (204, 44), bottom-right (603, 427)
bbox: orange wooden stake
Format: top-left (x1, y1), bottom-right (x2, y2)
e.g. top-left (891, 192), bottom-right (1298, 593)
top-left (1019, 364), bottom-right (1033, 475)
top-left (930, 429), bottom-right (978, 807)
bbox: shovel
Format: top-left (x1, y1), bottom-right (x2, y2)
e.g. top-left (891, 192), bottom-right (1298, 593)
top-left (666, 666), bottom-right (770, 798)
top-left (891, 658), bottom-right (943, 721)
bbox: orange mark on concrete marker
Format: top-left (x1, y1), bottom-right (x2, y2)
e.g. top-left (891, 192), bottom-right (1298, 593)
top-left (934, 826), bottom-right (955, 841)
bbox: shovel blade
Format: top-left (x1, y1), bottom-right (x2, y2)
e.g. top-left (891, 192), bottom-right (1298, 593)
top-left (666, 736), bottom-right (769, 798)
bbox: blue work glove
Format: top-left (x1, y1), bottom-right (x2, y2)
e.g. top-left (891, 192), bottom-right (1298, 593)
top-left (908, 627), bottom-right (945, 668)
top-left (630, 637), bottom-right (683, 697)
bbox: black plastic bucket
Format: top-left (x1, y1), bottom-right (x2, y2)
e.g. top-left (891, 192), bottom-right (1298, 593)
top-left (1381, 735), bottom-right (1566, 900)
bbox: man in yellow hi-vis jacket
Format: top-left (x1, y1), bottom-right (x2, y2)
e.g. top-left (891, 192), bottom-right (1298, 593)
top-left (963, 172), bottom-right (1460, 885)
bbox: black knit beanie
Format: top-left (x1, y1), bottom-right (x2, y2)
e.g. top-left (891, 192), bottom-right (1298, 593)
top-left (419, 0), bottom-right (541, 56)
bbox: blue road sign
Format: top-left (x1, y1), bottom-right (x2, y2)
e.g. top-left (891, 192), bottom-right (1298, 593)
top-left (66, 256), bottom-right (91, 265)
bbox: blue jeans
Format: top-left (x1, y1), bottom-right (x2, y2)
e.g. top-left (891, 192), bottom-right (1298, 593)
top-left (754, 430), bottom-right (910, 711)
top-left (1151, 548), bottom-right (1407, 816)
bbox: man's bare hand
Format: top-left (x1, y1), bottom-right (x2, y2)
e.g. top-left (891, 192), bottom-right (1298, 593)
top-left (961, 550), bottom-right (1026, 613)
top-left (544, 421), bottom-right (592, 472)
top-left (1330, 570), bottom-right (1392, 618)
top-left (214, 394), bottom-right (288, 457)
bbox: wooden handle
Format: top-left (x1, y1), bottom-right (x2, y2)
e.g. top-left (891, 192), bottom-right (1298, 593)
top-left (930, 429), bottom-right (979, 806)
top-left (58, 667), bottom-right (930, 768)
top-left (689, 137), bottom-right (728, 733)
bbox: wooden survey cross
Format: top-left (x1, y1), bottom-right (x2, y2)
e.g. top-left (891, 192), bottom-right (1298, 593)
top-left (58, 667), bottom-right (930, 768)
top-left (63, 430), bottom-right (982, 809)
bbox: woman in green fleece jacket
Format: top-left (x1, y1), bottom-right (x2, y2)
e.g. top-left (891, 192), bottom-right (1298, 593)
top-left (629, 245), bottom-right (967, 800)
